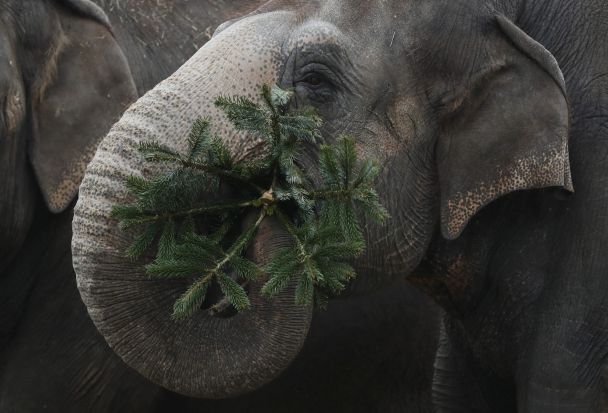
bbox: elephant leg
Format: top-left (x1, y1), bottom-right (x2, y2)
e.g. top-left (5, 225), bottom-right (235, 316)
top-left (516, 318), bottom-right (608, 413)
top-left (432, 319), bottom-right (492, 413)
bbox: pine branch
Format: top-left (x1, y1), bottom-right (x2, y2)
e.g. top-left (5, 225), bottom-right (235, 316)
top-left (115, 83), bottom-right (389, 319)
top-left (170, 208), bottom-right (266, 319)
top-left (125, 222), bottom-right (161, 259)
top-left (217, 273), bottom-right (250, 311)
top-left (187, 118), bottom-right (212, 161)
top-left (137, 141), bottom-right (181, 163)
top-left (179, 158), bottom-right (264, 194)
top-left (215, 96), bottom-right (272, 140)
top-left (172, 279), bottom-right (209, 320)
top-left (295, 273), bottom-right (314, 305)
top-left (113, 198), bottom-right (259, 227)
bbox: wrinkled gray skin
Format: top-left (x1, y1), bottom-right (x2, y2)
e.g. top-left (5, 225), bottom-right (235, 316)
top-left (74, 0), bottom-right (608, 411)
top-left (1, 0), bottom-right (438, 412)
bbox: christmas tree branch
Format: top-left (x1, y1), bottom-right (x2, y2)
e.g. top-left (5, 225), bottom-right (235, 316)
top-left (180, 158), bottom-right (266, 194)
top-left (274, 209), bottom-right (318, 282)
top-left (115, 84), bottom-right (389, 319)
top-left (119, 198), bottom-right (262, 227)
top-left (308, 188), bottom-right (353, 200)
top-left (274, 210), bottom-right (306, 255)
top-left (171, 208), bottom-right (266, 319)
top-left (208, 280), bottom-right (250, 314)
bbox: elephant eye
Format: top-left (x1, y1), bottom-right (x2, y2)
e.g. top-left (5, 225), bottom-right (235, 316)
top-left (293, 63), bottom-right (341, 107)
top-left (295, 62), bottom-right (338, 91)
top-left (302, 74), bottom-right (325, 87)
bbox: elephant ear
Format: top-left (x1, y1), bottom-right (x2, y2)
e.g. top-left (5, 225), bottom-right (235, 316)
top-left (29, 1), bottom-right (137, 213)
top-left (437, 15), bottom-right (573, 240)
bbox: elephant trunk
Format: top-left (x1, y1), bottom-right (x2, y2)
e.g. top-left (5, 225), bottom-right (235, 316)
top-left (72, 12), bottom-right (312, 398)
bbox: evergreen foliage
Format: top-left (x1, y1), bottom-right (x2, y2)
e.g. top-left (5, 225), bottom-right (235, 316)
top-left (112, 84), bottom-right (389, 320)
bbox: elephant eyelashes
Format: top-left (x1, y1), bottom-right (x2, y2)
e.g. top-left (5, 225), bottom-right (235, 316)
top-left (295, 64), bottom-right (336, 90)
top-left (301, 73), bottom-right (324, 86)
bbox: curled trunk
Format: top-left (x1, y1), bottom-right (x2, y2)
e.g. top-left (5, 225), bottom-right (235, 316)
top-left (72, 15), bottom-right (312, 398)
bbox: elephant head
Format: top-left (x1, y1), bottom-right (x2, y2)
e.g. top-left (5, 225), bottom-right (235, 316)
top-left (0, 0), bottom-right (136, 272)
top-left (72, 0), bottom-right (572, 398)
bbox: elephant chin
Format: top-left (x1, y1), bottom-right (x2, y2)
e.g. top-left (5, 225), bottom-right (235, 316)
top-left (71, 12), bottom-right (312, 398)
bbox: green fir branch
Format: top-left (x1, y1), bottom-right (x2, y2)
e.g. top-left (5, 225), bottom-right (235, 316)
top-left (113, 84), bottom-right (389, 319)
top-left (170, 208), bottom-right (266, 319)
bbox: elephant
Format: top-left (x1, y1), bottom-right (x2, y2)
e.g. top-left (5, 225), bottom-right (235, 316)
top-left (1, 0), bottom-right (438, 412)
top-left (0, 0), bottom-right (137, 345)
top-left (0, 1), bottom-right (154, 411)
top-left (72, 0), bottom-right (608, 411)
